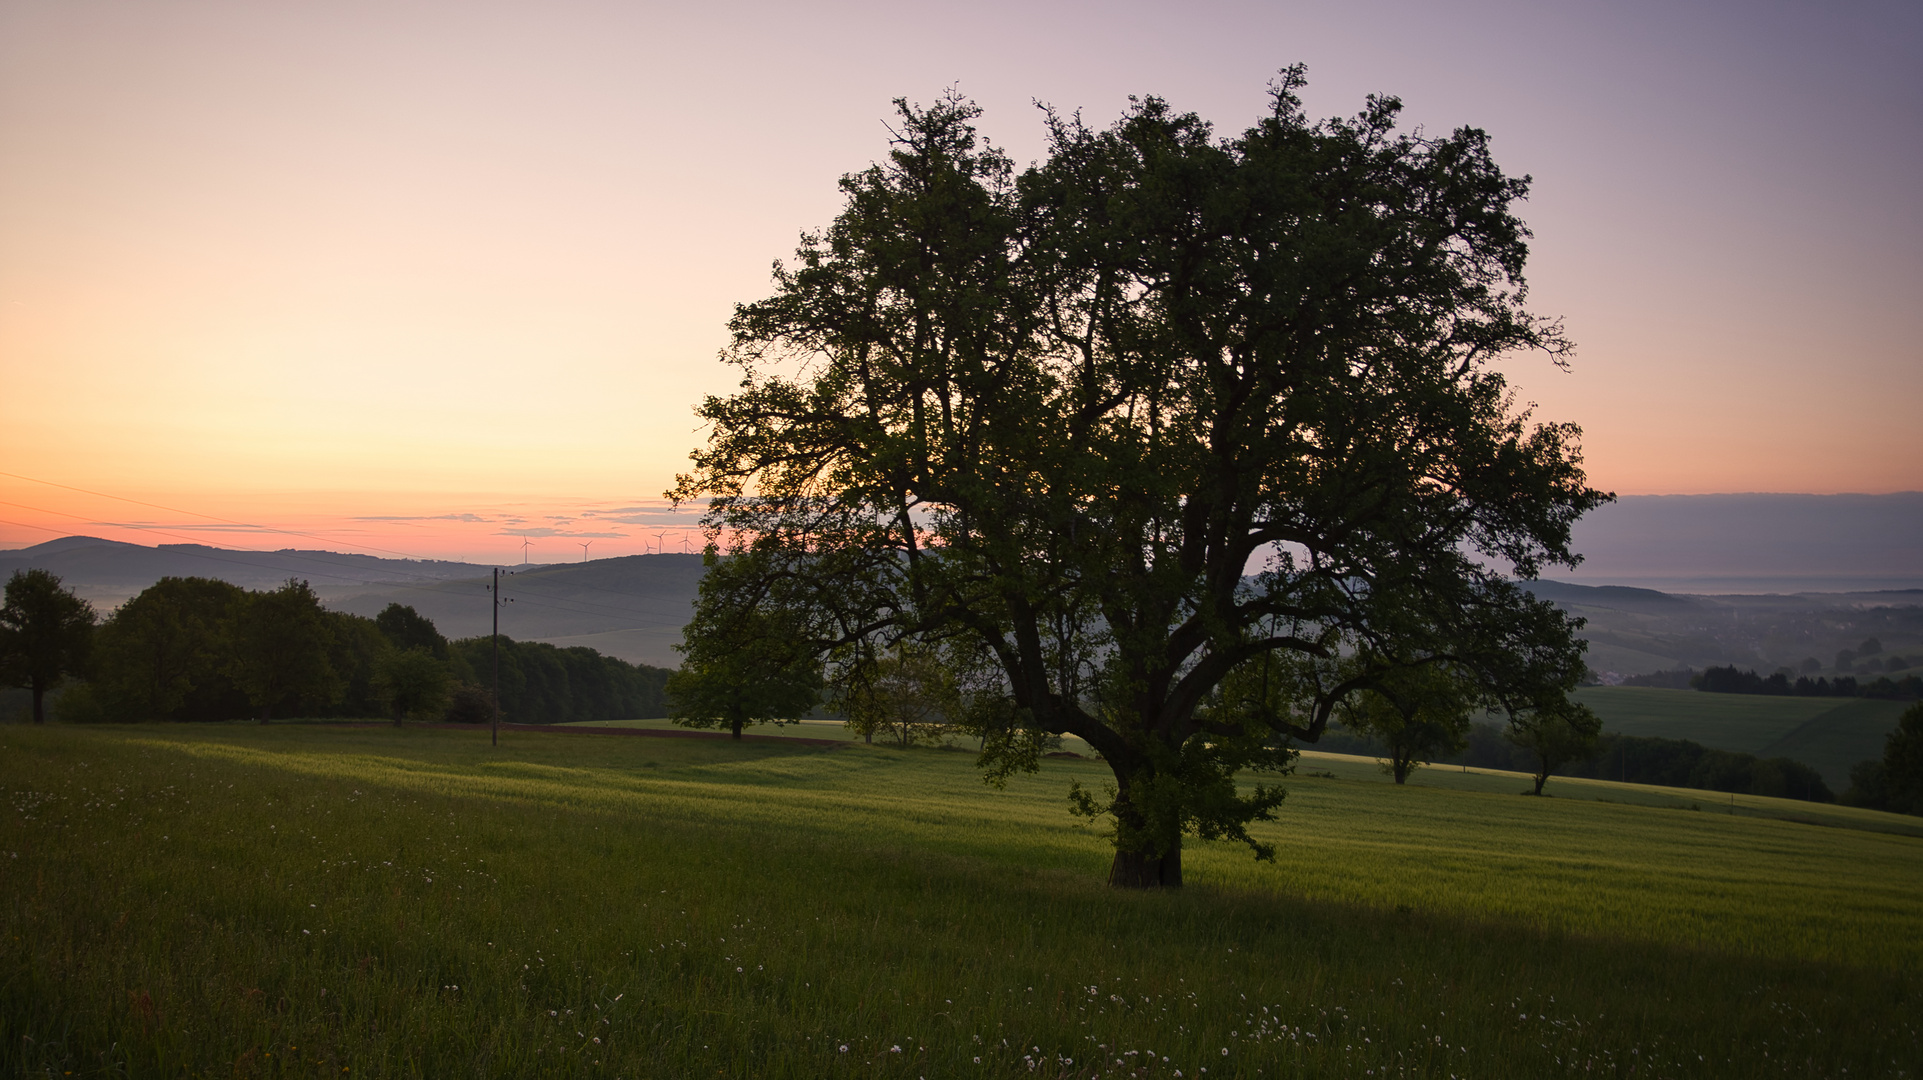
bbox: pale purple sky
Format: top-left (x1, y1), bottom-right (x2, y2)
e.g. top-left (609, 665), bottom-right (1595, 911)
top-left (1, 0), bottom-right (1917, 561)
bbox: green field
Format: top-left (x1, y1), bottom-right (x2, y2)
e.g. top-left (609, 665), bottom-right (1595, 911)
top-left (3, 722), bottom-right (1919, 1078)
top-left (1574, 687), bottom-right (1909, 788)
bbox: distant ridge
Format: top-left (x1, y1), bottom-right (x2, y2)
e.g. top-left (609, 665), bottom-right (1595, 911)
top-left (0, 536), bottom-right (504, 604)
top-left (0, 537), bottom-right (705, 667)
top-left (8, 508), bottom-right (1921, 673)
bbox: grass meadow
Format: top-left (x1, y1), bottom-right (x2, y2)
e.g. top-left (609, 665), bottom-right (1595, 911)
top-left (2, 722), bottom-right (1919, 1078)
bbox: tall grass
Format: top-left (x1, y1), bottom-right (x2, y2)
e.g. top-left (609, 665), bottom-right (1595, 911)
top-left (3, 723), bottom-right (1917, 1078)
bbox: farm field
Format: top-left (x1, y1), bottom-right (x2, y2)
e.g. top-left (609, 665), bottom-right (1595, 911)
top-left (1756, 697), bottom-right (1919, 790)
top-left (1573, 687), bottom-right (1909, 787)
top-left (574, 716), bottom-right (1923, 836)
top-left (2, 722), bottom-right (1918, 1078)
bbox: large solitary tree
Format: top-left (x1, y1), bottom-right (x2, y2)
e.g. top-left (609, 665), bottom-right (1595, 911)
top-left (671, 71), bottom-right (1607, 887)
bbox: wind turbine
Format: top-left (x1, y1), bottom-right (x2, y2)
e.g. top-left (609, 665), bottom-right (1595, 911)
top-left (654, 530), bottom-right (667, 554)
top-left (521, 538), bottom-right (533, 565)
top-left (579, 539), bottom-right (593, 563)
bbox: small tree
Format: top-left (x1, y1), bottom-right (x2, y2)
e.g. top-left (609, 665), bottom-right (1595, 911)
top-left (377, 646), bottom-right (453, 724)
top-left (838, 642), bottom-right (959, 747)
top-left (0, 569), bottom-right (96, 724)
top-left (667, 551), bottom-right (822, 740)
top-left (1341, 663), bottom-right (1474, 784)
top-left (1507, 702), bottom-right (1602, 795)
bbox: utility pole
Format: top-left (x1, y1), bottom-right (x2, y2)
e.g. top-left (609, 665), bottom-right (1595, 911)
top-left (491, 566), bottom-right (501, 747)
top-left (488, 568), bottom-right (514, 746)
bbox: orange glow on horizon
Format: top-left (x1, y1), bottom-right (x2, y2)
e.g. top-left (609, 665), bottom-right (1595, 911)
top-left (2, 1), bottom-right (1917, 553)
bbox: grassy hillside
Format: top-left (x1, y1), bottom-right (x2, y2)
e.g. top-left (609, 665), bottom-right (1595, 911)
top-left (1757, 697), bottom-right (1917, 789)
top-left (1573, 686), bottom-right (1909, 788)
top-left (3, 723), bottom-right (1918, 1078)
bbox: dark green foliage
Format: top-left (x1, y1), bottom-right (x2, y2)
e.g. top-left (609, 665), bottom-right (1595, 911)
top-left (229, 579), bottom-right (340, 720)
top-left (447, 636), bottom-right (670, 724)
top-left (376, 647), bottom-right (453, 723)
top-left (1507, 703), bottom-right (1603, 795)
top-left (1567, 734), bottom-right (1834, 802)
top-left (1694, 662), bottom-right (1918, 700)
top-left (1459, 720), bottom-right (1532, 771)
top-left (68, 578), bottom-right (654, 724)
top-left (443, 684), bottom-right (494, 724)
top-left (667, 550), bottom-right (823, 740)
top-left (1845, 702), bottom-right (1923, 814)
top-left (672, 74), bottom-right (1606, 886)
top-left (326, 611), bottom-right (392, 719)
top-left (1887, 702), bottom-right (1923, 802)
top-left (1621, 668), bottom-right (1694, 689)
top-left (835, 640), bottom-right (956, 746)
top-left (1859, 674), bottom-right (1922, 699)
top-left (82, 576), bottom-right (378, 722)
top-left (91, 576), bottom-right (246, 720)
top-left (1336, 663), bottom-right (1474, 783)
top-left (375, 602), bottom-right (449, 658)
top-left (0, 569), bottom-right (96, 724)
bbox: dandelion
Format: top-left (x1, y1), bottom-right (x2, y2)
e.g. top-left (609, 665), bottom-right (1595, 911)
top-left (839, 1045), bottom-right (849, 1053)
top-left (891, 1045), bottom-right (902, 1053)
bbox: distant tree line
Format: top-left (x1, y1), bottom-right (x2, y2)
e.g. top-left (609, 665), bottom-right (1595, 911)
top-left (1619, 669), bottom-right (1694, 689)
top-left (1690, 664), bottom-right (1921, 700)
top-left (0, 570), bottom-right (670, 725)
top-left (1316, 720), bottom-right (1834, 802)
top-left (450, 635), bottom-right (669, 726)
top-left (1563, 733), bottom-right (1833, 802)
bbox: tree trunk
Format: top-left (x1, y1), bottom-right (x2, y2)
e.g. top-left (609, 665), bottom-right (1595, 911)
top-left (730, 717), bottom-right (743, 740)
top-left (1392, 754), bottom-right (1412, 784)
top-left (1109, 843), bottom-right (1182, 888)
top-left (30, 678), bottom-right (46, 724)
top-left (1531, 770), bottom-right (1548, 795)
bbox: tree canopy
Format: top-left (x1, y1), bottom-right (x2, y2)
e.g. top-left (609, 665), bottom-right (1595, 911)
top-left (667, 550), bottom-right (823, 740)
top-left (671, 71), bottom-right (1607, 887)
top-left (0, 569), bottom-right (95, 724)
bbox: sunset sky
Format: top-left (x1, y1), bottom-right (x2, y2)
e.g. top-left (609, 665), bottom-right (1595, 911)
top-left (2, 0), bottom-right (1918, 564)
